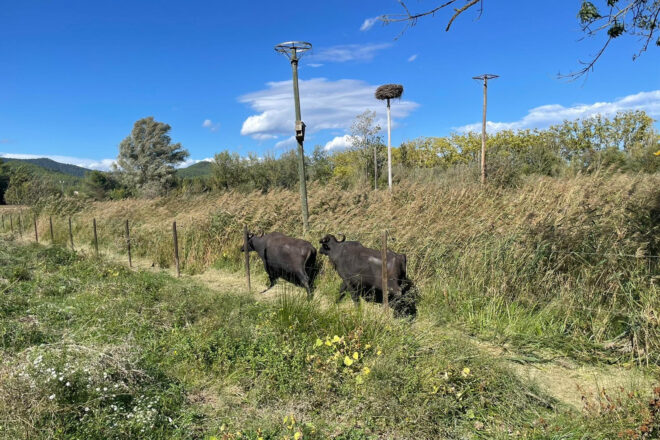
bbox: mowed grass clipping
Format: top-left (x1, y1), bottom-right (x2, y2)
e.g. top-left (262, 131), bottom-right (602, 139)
top-left (0, 238), bottom-right (658, 439)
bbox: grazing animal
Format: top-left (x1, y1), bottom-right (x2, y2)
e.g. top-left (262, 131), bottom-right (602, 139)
top-left (318, 234), bottom-right (417, 317)
top-left (241, 231), bottom-right (318, 298)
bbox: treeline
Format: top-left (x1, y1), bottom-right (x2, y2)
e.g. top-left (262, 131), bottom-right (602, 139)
top-left (3, 110), bottom-right (659, 207)
top-left (180, 109), bottom-right (659, 194)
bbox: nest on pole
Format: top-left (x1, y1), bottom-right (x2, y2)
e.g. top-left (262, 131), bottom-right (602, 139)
top-left (375, 84), bottom-right (404, 100)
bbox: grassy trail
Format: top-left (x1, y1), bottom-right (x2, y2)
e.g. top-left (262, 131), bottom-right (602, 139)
top-left (16, 233), bottom-right (653, 414)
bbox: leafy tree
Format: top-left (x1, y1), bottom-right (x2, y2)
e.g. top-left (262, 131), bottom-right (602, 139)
top-left (349, 110), bottom-right (385, 189)
top-left (0, 159), bottom-right (10, 204)
top-left (83, 170), bottom-right (121, 201)
top-left (308, 146), bottom-right (334, 183)
top-left (380, 0), bottom-right (659, 77)
top-left (114, 117), bottom-right (189, 197)
top-left (212, 151), bottom-right (247, 190)
top-left (4, 165), bottom-right (60, 208)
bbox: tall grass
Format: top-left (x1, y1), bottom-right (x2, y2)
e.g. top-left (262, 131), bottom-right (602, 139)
top-left (24, 172), bottom-right (660, 364)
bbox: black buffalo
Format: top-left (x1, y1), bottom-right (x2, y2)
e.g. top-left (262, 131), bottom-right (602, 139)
top-left (242, 231), bottom-right (318, 298)
top-left (319, 234), bottom-right (417, 317)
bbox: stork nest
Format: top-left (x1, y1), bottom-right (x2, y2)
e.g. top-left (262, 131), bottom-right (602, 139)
top-left (375, 84), bottom-right (404, 100)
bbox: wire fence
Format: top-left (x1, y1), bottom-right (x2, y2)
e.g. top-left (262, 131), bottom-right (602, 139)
top-left (0, 209), bottom-right (657, 303)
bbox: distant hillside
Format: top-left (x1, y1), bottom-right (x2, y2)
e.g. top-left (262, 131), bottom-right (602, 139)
top-left (2, 157), bottom-right (91, 177)
top-left (2, 159), bottom-right (84, 191)
top-left (177, 161), bottom-right (213, 178)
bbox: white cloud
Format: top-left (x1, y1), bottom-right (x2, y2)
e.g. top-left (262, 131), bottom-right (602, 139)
top-left (202, 119), bottom-right (220, 132)
top-left (307, 63), bottom-right (324, 68)
top-left (310, 43), bottom-right (392, 63)
top-left (408, 54), bottom-right (418, 62)
top-left (324, 135), bottom-right (352, 151)
top-left (239, 77), bottom-right (419, 140)
top-left (0, 153), bottom-right (116, 171)
top-left (360, 16), bottom-right (381, 32)
top-left (274, 136), bottom-right (297, 149)
top-left (456, 90), bottom-right (660, 133)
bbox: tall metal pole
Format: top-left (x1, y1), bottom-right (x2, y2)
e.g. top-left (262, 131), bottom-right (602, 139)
top-left (387, 98), bottom-right (392, 191)
top-left (290, 49), bottom-right (310, 233)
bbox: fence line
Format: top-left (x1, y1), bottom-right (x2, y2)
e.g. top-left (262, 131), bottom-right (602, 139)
top-left (0, 213), bottom-right (658, 287)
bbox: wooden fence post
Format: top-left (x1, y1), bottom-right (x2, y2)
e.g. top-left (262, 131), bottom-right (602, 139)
top-left (381, 230), bottom-right (389, 309)
top-left (10, 214), bottom-right (13, 233)
top-left (49, 216), bottom-right (54, 243)
top-left (1, 214), bottom-right (4, 230)
top-left (93, 218), bottom-right (99, 257)
top-left (18, 212), bottom-right (23, 237)
top-left (172, 221), bottom-right (180, 277)
top-left (68, 216), bottom-right (75, 251)
top-left (125, 219), bottom-right (132, 268)
top-left (243, 224), bottom-right (251, 293)
top-left (33, 214), bottom-right (38, 243)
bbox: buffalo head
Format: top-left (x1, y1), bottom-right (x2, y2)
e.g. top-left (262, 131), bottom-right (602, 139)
top-left (319, 233), bottom-right (345, 255)
top-left (240, 229), bottom-right (264, 252)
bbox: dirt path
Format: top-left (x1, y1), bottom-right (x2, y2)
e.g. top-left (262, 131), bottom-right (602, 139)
top-left (11, 234), bottom-right (656, 411)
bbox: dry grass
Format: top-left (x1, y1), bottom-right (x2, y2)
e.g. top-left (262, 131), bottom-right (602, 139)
top-left (14, 172), bottom-right (660, 365)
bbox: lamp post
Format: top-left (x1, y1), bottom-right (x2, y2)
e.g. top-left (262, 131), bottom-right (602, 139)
top-left (472, 74), bottom-right (499, 185)
top-left (275, 41), bottom-right (312, 233)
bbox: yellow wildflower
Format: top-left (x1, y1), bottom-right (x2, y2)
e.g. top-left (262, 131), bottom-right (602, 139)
top-left (294, 432), bottom-right (302, 440)
top-left (352, 352), bottom-right (359, 360)
top-left (655, 150), bottom-right (660, 156)
top-left (365, 344), bottom-right (371, 349)
top-left (376, 350), bottom-right (382, 356)
top-left (462, 367), bottom-right (471, 377)
top-left (332, 335), bottom-right (341, 343)
top-left (343, 356), bottom-right (354, 366)
top-left (324, 338), bottom-right (332, 347)
top-left (314, 338), bottom-right (323, 347)
top-left (362, 366), bottom-right (370, 375)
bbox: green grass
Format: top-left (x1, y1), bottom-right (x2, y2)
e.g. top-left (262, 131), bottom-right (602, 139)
top-left (0, 238), bottom-right (658, 439)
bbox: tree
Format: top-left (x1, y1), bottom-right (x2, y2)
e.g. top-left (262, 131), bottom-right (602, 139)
top-left (114, 117), bottom-right (189, 197)
top-left (83, 170), bottom-right (120, 201)
top-left (0, 159), bottom-right (10, 204)
top-left (212, 151), bottom-right (247, 190)
top-left (4, 165), bottom-right (60, 208)
top-left (380, 0), bottom-right (659, 77)
top-left (349, 110), bottom-right (384, 190)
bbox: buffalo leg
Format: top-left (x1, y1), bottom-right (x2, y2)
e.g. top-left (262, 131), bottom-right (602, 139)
top-left (336, 281), bottom-right (349, 303)
top-left (297, 270), bottom-right (313, 300)
top-left (260, 275), bottom-right (277, 294)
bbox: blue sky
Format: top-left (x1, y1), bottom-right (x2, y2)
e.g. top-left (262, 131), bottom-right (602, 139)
top-left (1, 1), bottom-right (659, 170)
